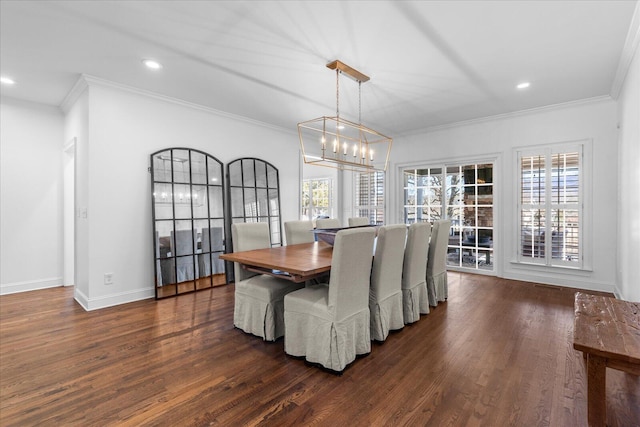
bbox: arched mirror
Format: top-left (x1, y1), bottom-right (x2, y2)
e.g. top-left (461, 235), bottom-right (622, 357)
top-left (151, 148), bottom-right (227, 299)
top-left (227, 158), bottom-right (282, 247)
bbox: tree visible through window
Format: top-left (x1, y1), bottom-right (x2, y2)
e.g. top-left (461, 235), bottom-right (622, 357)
top-left (302, 178), bottom-right (332, 222)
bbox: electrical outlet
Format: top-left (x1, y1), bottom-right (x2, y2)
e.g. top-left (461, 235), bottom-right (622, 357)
top-left (104, 273), bottom-right (114, 285)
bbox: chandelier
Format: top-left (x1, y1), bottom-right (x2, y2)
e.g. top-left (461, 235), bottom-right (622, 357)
top-left (297, 60), bottom-right (392, 172)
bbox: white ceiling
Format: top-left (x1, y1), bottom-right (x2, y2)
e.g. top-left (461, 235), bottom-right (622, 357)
top-left (1, 1), bottom-right (637, 136)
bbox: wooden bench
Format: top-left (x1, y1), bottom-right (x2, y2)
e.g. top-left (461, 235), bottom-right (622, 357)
top-left (573, 292), bottom-right (640, 426)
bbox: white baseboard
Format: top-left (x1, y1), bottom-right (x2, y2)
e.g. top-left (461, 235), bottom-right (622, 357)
top-left (0, 277), bottom-right (62, 295)
top-left (74, 287), bottom-right (155, 311)
top-left (502, 270), bottom-right (615, 294)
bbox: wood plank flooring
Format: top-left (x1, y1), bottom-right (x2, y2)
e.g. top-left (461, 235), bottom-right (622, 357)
top-left (1, 273), bottom-right (638, 426)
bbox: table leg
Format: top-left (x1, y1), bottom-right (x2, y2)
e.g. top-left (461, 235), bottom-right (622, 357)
top-left (586, 354), bottom-right (606, 427)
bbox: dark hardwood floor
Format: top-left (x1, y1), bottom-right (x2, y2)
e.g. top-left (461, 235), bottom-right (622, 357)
top-left (1, 273), bottom-right (638, 426)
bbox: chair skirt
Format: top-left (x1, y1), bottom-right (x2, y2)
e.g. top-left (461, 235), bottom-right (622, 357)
top-left (402, 281), bottom-right (430, 324)
top-left (234, 276), bottom-right (303, 341)
top-left (370, 291), bottom-right (404, 341)
top-left (428, 271), bottom-right (448, 303)
top-left (284, 286), bottom-right (371, 372)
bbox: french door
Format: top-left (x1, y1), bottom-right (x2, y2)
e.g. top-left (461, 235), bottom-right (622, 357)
top-left (403, 163), bottom-right (495, 272)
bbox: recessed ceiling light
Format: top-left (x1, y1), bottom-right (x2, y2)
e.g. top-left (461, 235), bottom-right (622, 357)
top-left (142, 59), bottom-right (162, 70)
top-left (0, 76), bottom-right (16, 85)
top-left (517, 82), bottom-right (530, 89)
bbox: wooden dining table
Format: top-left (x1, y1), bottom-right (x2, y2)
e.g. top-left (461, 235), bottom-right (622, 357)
top-left (219, 241), bottom-right (334, 283)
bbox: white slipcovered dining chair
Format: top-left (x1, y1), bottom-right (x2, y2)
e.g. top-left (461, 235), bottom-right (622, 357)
top-left (401, 222), bottom-right (432, 323)
top-left (284, 220), bottom-right (315, 245)
top-left (370, 224), bottom-right (407, 341)
top-left (284, 227), bottom-right (376, 372)
top-left (427, 219), bottom-right (452, 305)
top-left (231, 223), bottom-right (304, 341)
top-left (316, 218), bottom-right (342, 229)
top-left (348, 217), bottom-right (369, 227)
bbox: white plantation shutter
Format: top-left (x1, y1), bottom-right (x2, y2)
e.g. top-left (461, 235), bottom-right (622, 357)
top-left (518, 145), bottom-right (582, 267)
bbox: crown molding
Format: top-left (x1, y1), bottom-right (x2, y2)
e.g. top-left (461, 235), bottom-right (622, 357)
top-left (611, 1), bottom-right (640, 99)
top-left (60, 75), bottom-right (89, 113)
top-left (398, 95), bottom-right (613, 137)
top-left (60, 74), bottom-right (296, 135)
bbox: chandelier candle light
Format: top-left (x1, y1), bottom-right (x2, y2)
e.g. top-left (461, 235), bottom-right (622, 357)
top-left (298, 60), bottom-right (392, 172)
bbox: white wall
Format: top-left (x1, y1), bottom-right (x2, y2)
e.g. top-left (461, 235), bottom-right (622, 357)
top-left (0, 97), bottom-right (64, 294)
top-left (616, 37), bottom-right (640, 302)
top-left (67, 79), bottom-right (300, 310)
top-left (386, 99), bottom-right (619, 294)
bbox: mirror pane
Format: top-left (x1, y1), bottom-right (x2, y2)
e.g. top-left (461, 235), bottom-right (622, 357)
top-left (231, 188), bottom-right (244, 217)
top-left (255, 161), bottom-right (267, 188)
top-left (242, 159), bottom-right (255, 187)
top-left (175, 256), bottom-right (195, 288)
top-left (173, 221), bottom-right (194, 256)
top-left (244, 188), bottom-right (256, 217)
top-left (194, 219), bottom-right (210, 252)
top-left (229, 162), bottom-right (242, 187)
top-left (153, 150), bottom-right (172, 182)
top-left (267, 164), bottom-right (278, 188)
top-left (191, 151), bottom-right (207, 184)
top-left (157, 258), bottom-right (175, 287)
top-left (173, 149), bottom-right (191, 183)
top-left (208, 186), bottom-right (223, 218)
top-left (192, 185), bottom-right (208, 218)
top-left (209, 219), bottom-right (225, 251)
top-left (173, 184), bottom-right (191, 219)
top-left (153, 183), bottom-right (173, 219)
top-left (268, 189), bottom-right (280, 216)
top-left (208, 159), bottom-right (222, 185)
top-left (155, 221), bottom-right (174, 259)
top-left (197, 252), bottom-right (211, 279)
top-left (257, 189), bottom-right (268, 216)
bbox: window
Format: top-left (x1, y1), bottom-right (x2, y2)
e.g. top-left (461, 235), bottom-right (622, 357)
top-left (354, 171), bottom-right (385, 225)
top-left (302, 178), bottom-right (332, 222)
top-left (518, 144), bottom-right (582, 267)
top-left (403, 163), bottom-right (494, 272)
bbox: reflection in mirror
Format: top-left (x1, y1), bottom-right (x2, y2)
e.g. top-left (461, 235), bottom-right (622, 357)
top-left (151, 148), bottom-right (227, 299)
top-left (228, 158), bottom-right (282, 251)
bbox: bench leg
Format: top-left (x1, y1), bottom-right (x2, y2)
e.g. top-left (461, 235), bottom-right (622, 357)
top-left (587, 354), bottom-right (606, 427)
